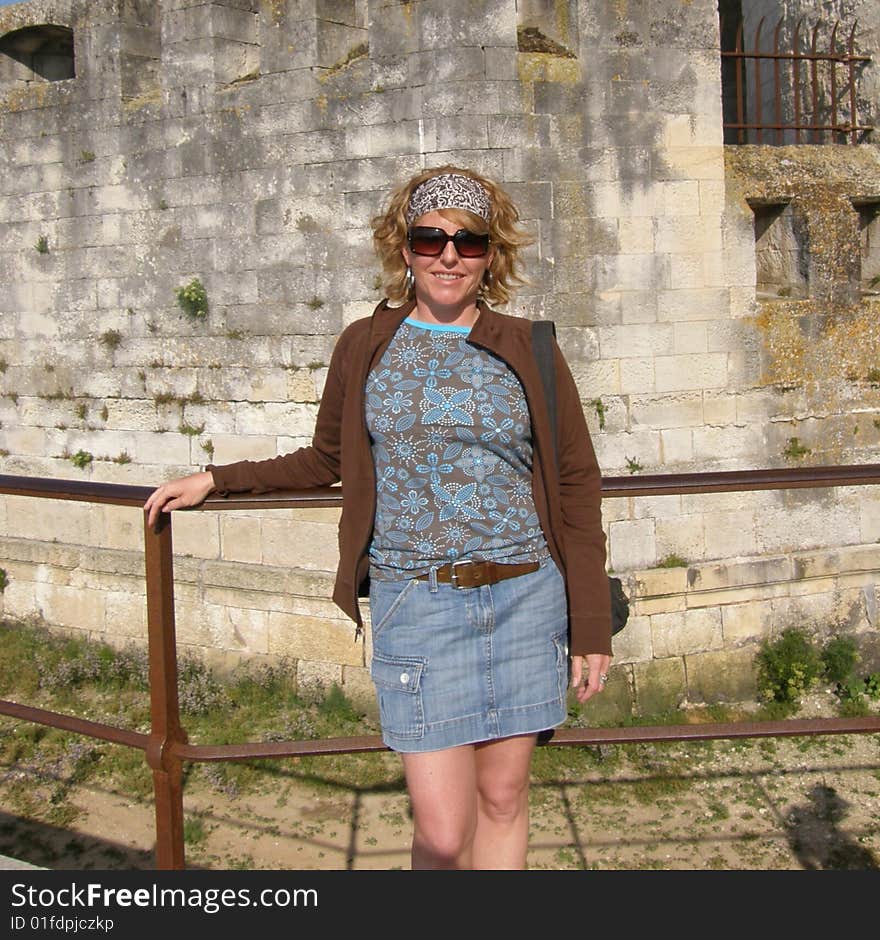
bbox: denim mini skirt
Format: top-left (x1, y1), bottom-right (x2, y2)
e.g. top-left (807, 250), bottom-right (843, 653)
top-left (368, 557), bottom-right (569, 753)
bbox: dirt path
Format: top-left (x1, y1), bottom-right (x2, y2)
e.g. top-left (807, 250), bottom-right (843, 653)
top-left (3, 723), bottom-right (878, 870)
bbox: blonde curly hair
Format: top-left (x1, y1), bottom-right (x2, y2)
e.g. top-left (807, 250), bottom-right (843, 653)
top-left (371, 165), bottom-right (532, 307)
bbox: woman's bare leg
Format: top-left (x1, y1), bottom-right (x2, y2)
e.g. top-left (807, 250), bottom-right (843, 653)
top-left (473, 733), bottom-right (537, 869)
top-left (400, 733), bottom-right (537, 870)
top-left (401, 745), bottom-right (478, 869)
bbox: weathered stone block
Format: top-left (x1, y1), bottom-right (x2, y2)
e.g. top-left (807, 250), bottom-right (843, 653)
top-left (219, 515), bottom-right (262, 564)
top-left (660, 428), bottom-right (695, 464)
top-left (655, 353), bottom-right (728, 392)
top-left (630, 392), bottom-right (703, 430)
top-left (262, 518), bottom-right (339, 572)
top-left (703, 509), bottom-right (758, 559)
top-left (609, 518), bottom-right (657, 572)
top-left (34, 582), bottom-right (106, 632)
top-left (721, 600), bottom-right (773, 645)
top-left (610, 614), bottom-right (652, 665)
top-left (651, 607), bottom-right (723, 658)
top-left (633, 657), bottom-right (687, 715)
top-left (598, 323), bottom-right (674, 359)
top-left (636, 567), bottom-right (689, 599)
top-left (618, 357), bottom-right (656, 395)
top-left (685, 647), bottom-right (758, 704)
top-left (672, 320), bottom-right (708, 354)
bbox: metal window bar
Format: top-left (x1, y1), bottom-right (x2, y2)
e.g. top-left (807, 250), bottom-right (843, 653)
top-left (2, 467), bottom-right (880, 869)
top-left (720, 16), bottom-right (873, 145)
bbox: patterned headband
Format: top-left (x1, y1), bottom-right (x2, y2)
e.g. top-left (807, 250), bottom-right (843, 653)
top-left (405, 173), bottom-right (492, 225)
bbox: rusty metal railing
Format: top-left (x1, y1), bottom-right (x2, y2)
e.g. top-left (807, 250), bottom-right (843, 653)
top-left (2, 466), bottom-right (880, 868)
top-left (720, 16), bottom-right (873, 144)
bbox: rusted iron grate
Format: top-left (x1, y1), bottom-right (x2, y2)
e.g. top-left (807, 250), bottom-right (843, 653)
top-left (720, 16), bottom-right (873, 145)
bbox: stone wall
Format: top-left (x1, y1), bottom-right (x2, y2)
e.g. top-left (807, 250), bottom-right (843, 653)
top-left (1, 0), bottom-right (879, 715)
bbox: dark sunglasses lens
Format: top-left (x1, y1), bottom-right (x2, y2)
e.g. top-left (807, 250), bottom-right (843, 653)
top-left (454, 231), bottom-right (490, 257)
top-left (409, 228), bottom-right (446, 256)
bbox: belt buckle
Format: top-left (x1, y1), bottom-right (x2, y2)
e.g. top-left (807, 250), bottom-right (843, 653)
top-left (449, 559), bottom-right (475, 589)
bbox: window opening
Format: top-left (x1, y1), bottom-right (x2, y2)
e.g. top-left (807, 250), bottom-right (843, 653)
top-left (0, 25), bottom-right (75, 83)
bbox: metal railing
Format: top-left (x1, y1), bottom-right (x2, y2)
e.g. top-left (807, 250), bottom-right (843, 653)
top-left (720, 16), bottom-right (873, 144)
top-left (2, 466), bottom-right (880, 868)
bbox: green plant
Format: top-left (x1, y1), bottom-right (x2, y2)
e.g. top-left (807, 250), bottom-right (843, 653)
top-left (0, 359), bottom-right (7, 373)
top-left (35, 235), bottom-right (49, 254)
top-left (201, 439), bottom-right (215, 461)
top-left (69, 450), bottom-right (93, 470)
top-left (179, 421), bottom-right (205, 437)
top-left (625, 456), bottom-right (642, 474)
top-left (225, 329), bottom-right (245, 340)
top-left (79, 150), bottom-right (95, 163)
top-left (100, 405), bottom-right (109, 422)
top-left (821, 635), bottom-right (859, 685)
top-left (306, 296), bottom-right (325, 310)
top-left (318, 683), bottom-right (361, 724)
top-left (75, 403), bottom-right (87, 421)
top-left (99, 329), bottom-right (122, 351)
top-left (783, 437), bottom-right (811, 460)
top-left (0, 569), bottom-right (7, 593)
top-left (154, 392), bottom-right (176, 406)
top-left (175, 278), bottom-right (209, 319)
top-left (865, 673), bottom-right (880, 699)
top-left (657, 553), bottom-right (688, 569)
top-left (866, 367), bottom-right (880, 384)
top-left (157, 199), bottom-right (169, 211)
top-left (755, 628), bottom-right (822, 708)
top-left (112, 451), bottom-right (131, 465)
top-left (592, 398), bottom-right (606, 430)
top-left (183, 815), bottom-right (207, 846)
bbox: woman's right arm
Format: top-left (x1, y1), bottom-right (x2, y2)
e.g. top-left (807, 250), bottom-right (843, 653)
top-left (144, 470), bottom-right (216, 529)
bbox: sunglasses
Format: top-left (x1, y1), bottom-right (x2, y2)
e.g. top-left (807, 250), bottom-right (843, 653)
top-left (407, 226), bottom-right (491, 258)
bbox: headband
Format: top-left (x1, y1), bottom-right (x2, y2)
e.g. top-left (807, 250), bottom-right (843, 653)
top-left (405, 173), bottom-right (491, 225)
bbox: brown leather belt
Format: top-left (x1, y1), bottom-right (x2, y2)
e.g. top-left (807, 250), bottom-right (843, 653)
top-left (416, 559), bottom-right (540, 590)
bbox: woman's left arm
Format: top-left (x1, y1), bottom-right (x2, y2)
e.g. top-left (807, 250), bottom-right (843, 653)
top-left (552, 341), bottom-right (614, 660)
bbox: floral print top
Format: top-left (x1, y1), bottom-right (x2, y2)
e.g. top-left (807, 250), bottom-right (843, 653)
top-left (365, 317), bottom-right (548, 579)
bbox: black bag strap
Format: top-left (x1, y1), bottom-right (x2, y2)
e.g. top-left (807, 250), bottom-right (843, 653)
top-left (531, 320), bottom-right (558, 473)
top-left (530, 319), bottom-right (629, 635)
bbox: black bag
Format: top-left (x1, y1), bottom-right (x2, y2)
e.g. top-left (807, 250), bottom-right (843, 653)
top-left (532, 320), bottom-right (630, 636)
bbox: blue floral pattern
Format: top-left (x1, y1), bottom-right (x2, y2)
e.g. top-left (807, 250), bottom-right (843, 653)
top-left (366, 318), bottom-right (547, 577)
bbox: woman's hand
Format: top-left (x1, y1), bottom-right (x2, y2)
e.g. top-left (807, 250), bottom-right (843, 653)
top-left (570, 653), bottom-right (612, 704)
top-left (144, 471), bottom-right (216, 529)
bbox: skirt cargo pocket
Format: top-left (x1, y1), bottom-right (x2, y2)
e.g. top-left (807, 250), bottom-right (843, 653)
top-left (370, 652), bottom-right (426, 741)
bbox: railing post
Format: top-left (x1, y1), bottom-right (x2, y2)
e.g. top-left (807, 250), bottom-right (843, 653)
top-left (143, 511), bottom-right (187, 870)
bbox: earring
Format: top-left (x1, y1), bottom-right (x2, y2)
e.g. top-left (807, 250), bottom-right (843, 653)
top-left (406, 266), bottom-right (415, 292)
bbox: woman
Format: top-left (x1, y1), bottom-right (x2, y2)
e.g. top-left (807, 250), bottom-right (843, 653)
top-left (144, 166), bottom-right (612, 870)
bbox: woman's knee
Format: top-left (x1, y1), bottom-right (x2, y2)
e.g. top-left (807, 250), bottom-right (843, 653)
top-left (412, 815), bottom-right (474, 864)
top-left (477, 775), bottom-right (530, 823)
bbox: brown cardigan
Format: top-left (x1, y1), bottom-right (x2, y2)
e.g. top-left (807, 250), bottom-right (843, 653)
top-left (210, 299), bottom-right (612, 656)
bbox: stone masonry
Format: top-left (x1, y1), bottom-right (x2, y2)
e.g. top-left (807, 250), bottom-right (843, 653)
top-left (1, 0), bottom-right (879, 716)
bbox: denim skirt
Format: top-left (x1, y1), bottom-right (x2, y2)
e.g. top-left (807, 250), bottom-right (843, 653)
top-left (368, 557), bottom-right (569, 753)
